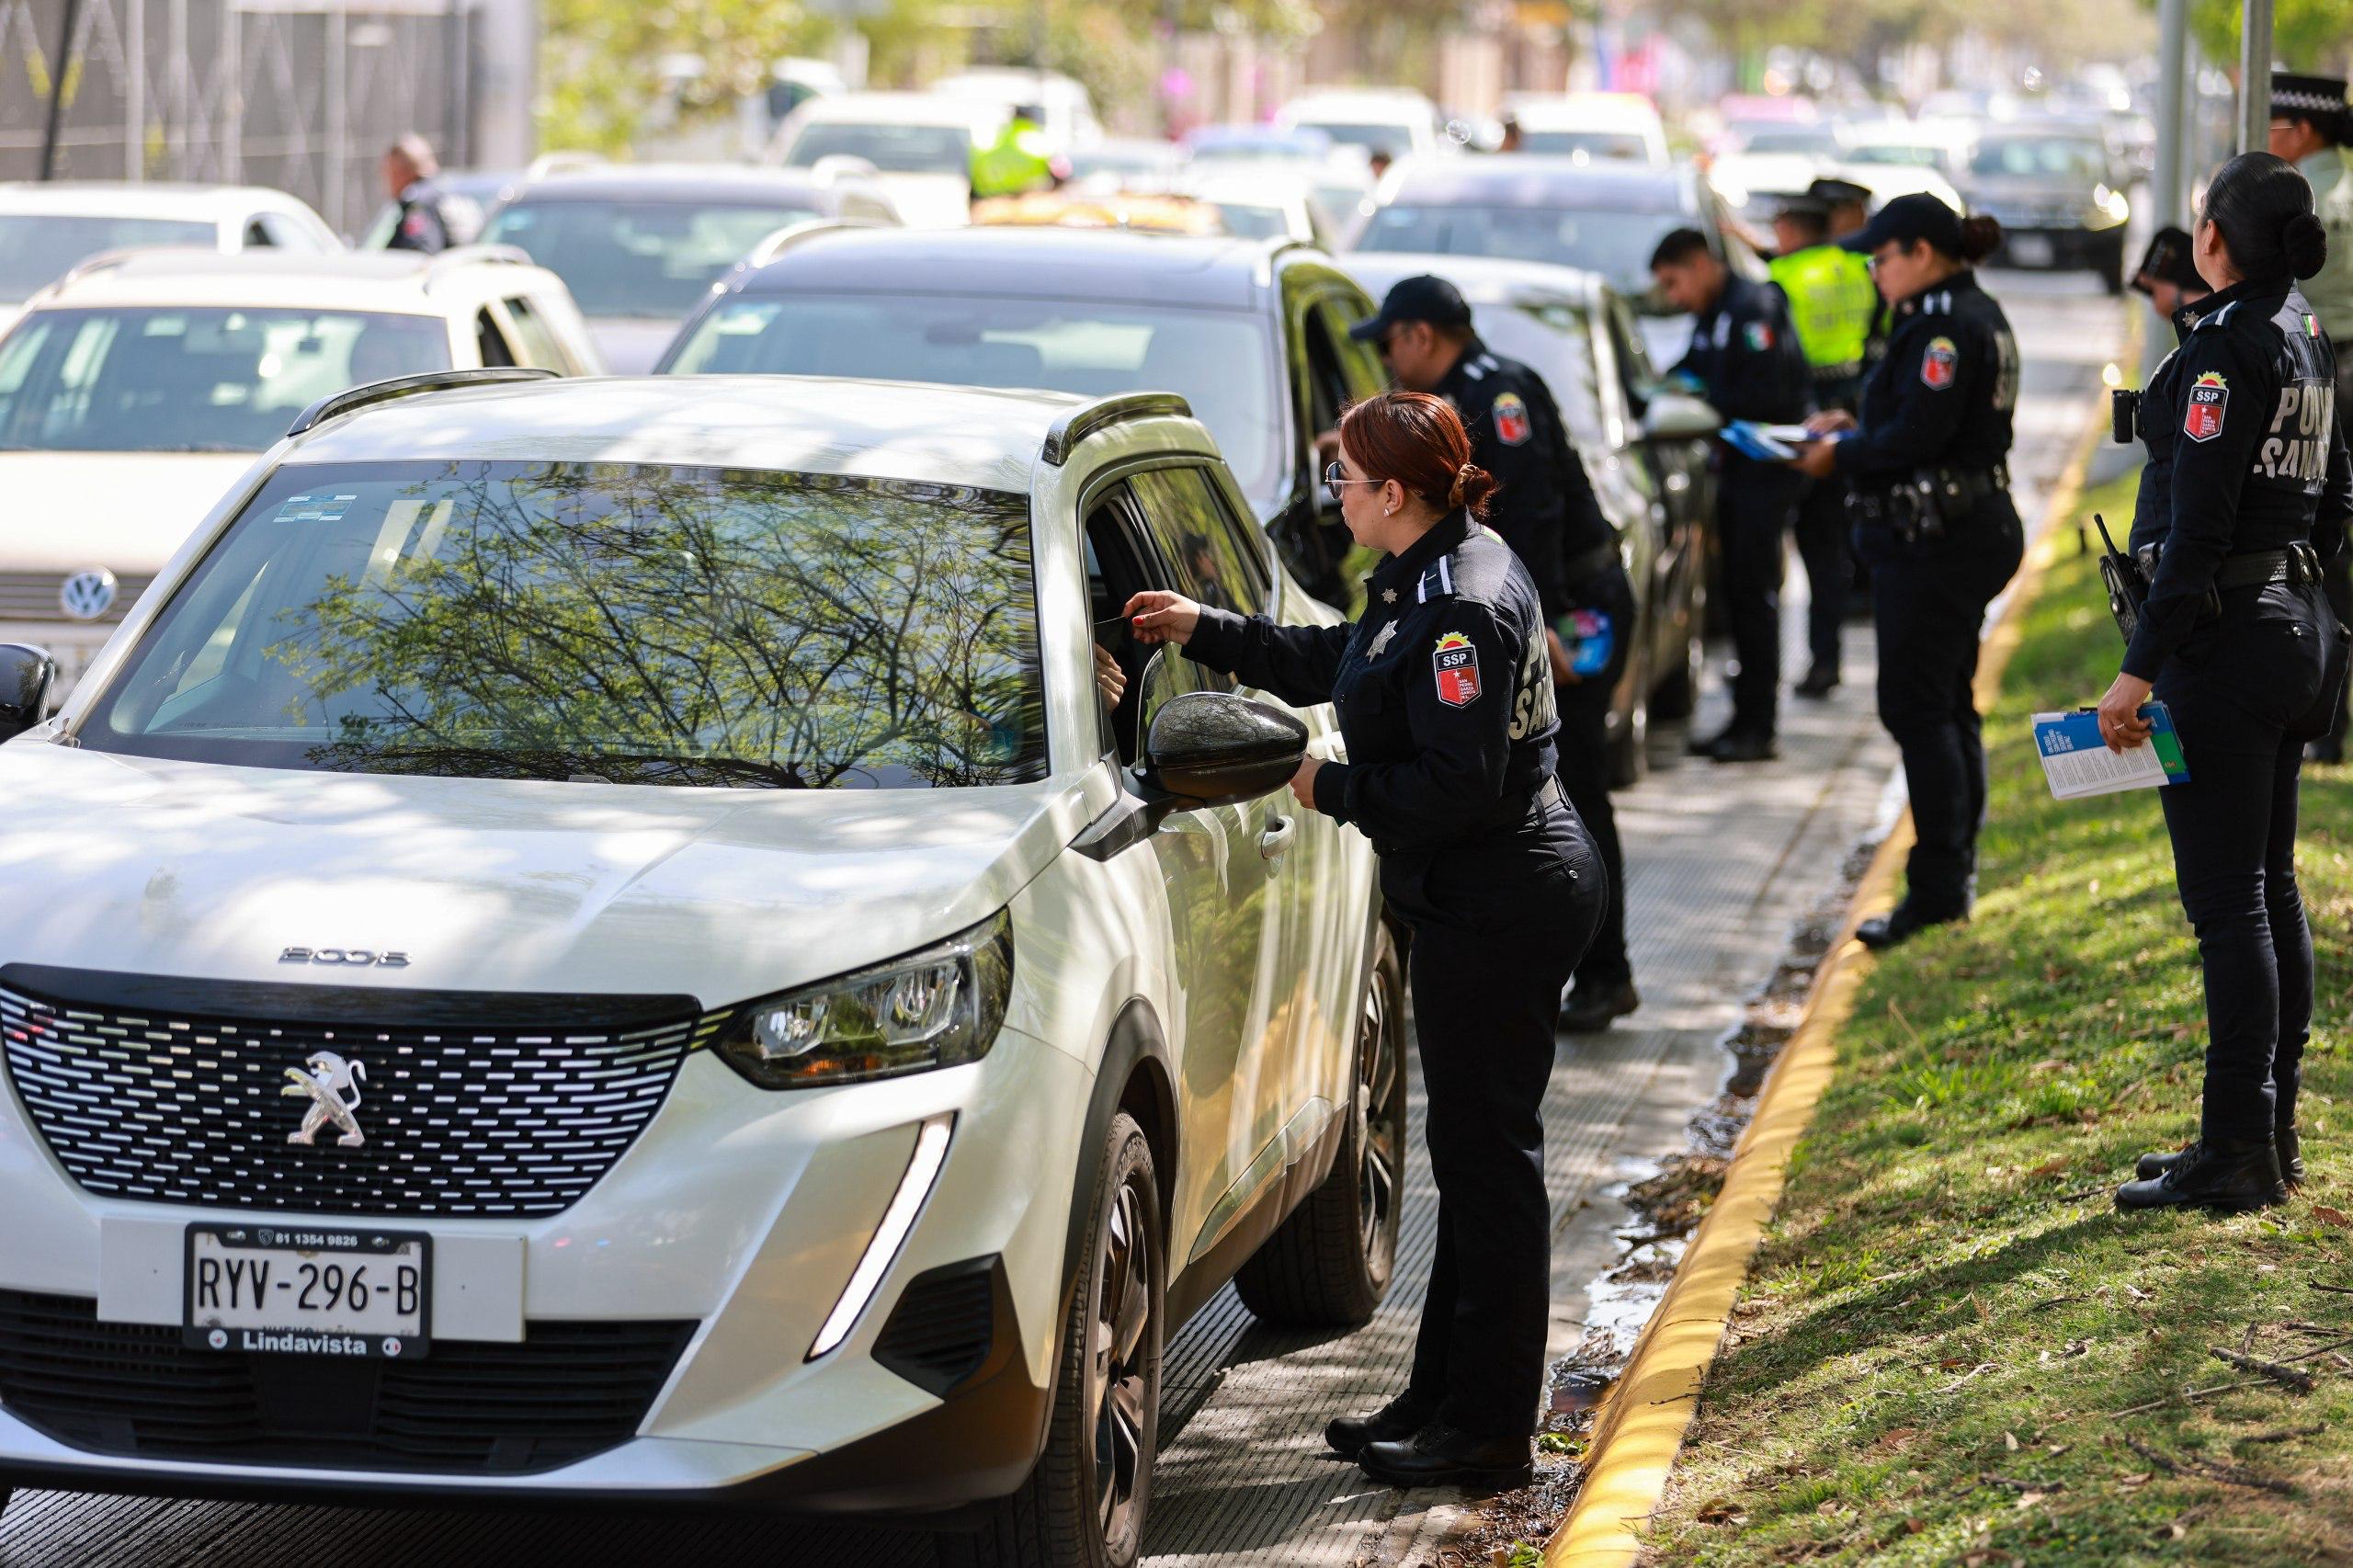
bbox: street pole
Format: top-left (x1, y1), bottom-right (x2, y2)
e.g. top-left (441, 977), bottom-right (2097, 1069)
top-left (2237, 0), bottom-right (2272, 153)
top-left (38, 0), bottom-right (86, 180)
top-left (2154, 0), bottom-right (2188, 226)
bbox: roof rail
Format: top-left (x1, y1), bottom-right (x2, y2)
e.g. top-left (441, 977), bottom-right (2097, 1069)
top-left (44, 244), bottom-right (217, 295)
top-left (1251, 234), bottom-right (1316, 286)
top-left (422, 244), bottom-right (536, 283)
top-left (742, 217), bottom-right (888, 270)
top-left (1040, 392), bottom-right (1195, 467)
top-left (287, 367), bottom-right (559, 437)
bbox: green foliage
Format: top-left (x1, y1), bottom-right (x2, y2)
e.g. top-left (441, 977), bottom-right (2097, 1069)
top-left (2179, 0), bottom-right (2353, 74)
top-left (1642, 469), bottom-right (2353, 1564)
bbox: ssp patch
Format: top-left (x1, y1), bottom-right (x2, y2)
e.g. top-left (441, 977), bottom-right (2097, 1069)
top-left (1920, 335), bottom-right (1958, 390)
top-left (1492, 391), bottom-right (1532, 446)
top-left (1432, 631), bottom-right (1482, 707)
top-left (2183, 370), bottom-right (2228, 442)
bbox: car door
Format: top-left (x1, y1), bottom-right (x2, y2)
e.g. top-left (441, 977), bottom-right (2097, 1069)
top-left (1090, 472), bottom-right (1299, 1267)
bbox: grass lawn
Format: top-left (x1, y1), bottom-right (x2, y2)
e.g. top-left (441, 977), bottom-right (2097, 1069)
top-left (1643, 473), bottom-right (2353, 1565)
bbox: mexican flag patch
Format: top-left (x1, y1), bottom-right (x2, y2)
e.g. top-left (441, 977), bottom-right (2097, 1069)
top-left (1433, 631), bottom-right (1482, 707)
top-left (1744, 321), bottom-right (1774, 351)
top-left (2183, 370), bottom-right (2228, 442)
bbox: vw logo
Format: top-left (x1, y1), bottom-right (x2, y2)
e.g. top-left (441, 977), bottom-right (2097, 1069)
top-left (58, 568), bottom-right (118, 621)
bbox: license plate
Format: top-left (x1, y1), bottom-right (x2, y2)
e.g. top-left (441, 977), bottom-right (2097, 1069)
top-left (184, 1225), bottom-right (430, 1358)
top-left (2006, 233), bottom-right (2055, 267)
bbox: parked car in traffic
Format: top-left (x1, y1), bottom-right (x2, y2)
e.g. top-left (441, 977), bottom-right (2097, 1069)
top-left (767, 92), bottom-right (1009, 227)
top-left (0, 369), bottom-right (1398, 1568)
top-left (1959, 123), bottom-right (2131, 290)
top-left (1345, 253), bottom-right (1717, 781)
top-left (657, 227), bottom-right (1391, 608)
top-left (1278, 87), bottom-right (1450, 161)
top-left (1500, 92), bottom-right (1671, 166)
top-left (0, 182), bottom-right (340, 336)
top-left (477, 164), bottom-right (899, 371)
top-left (0, 246), bottom-right (597, 687)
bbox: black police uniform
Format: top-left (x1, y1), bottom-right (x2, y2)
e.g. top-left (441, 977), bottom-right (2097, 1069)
top-left (386, 183), bottom-right (450, 254)
top-left (1833, 270), bottom-right (2023, 930)
top-left (1184, 511), bottom-right (1604, 1444)
top-left (1438, 340), bottom-right (1638, 1004)
top-left (1674, 272), bottom-right (1814, 744)
top-left (2117, 279), bottom-right (2352, 1186)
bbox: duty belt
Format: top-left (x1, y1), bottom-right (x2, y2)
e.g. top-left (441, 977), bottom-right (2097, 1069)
top-left (2134, 541), bottom-right (2324, 593)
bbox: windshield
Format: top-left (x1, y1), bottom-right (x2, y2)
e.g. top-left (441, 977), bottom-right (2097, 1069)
top-left (1736, 128), bottom-right (1841, 156)
top-left (1478, 301), bottom-right (1606, 449)
top-left (1296, 121), bottom-right (1410, 155)
top-left (481, 199), bottom-right (820, 319)
top-left (1209, 202), bottom-right (1289, 239)
top-left (1523, 131), bottom-right (1652, 161)
top-left (80, 460), bottom-right (1045, 789)
top-left (665, 294), bottom-right (1284, 508)
top-left (1846, 142), bottom-right (1948, 169)
top-left (1355, 204), bottom-right (1688, 298)
top-left (0, 307), bottom-right (451, 453)
top-left (0, 214), bottom-right (216, 300)
top-left (783, 123), bottom-right (972, 174)
top-left (1970, 137), bottom-right (2107, 182)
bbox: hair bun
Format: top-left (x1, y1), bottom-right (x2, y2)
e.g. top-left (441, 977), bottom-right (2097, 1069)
top-left (2283, 210), bottom-right (2329, 278)
top-left (1958, 213), bottom-right (2004, 263)
top-left (1450, 461), bottom-right (1498, 517)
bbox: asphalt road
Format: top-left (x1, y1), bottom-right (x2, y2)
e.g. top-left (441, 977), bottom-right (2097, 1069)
top-left (0, 267), bottom-right (2127, 1568)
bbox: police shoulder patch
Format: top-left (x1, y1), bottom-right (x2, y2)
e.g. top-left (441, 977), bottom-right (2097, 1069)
top-left (2183, 370), bottom-right (2229, 442)
top-left (1432, 630), bottom-right (1482, 707)
top-left (1744, 320), bottom-right (1774, 351)
top-left (1492, 391), bottom-right (1531, 446)
top-left (1920, 335), bottom-right (1959, 390)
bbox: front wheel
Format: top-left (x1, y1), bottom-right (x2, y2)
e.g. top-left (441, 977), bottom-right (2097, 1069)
top-left (944, 1112), bottom-right (1164, 1568)
top-left (1232, 923), bottom-right (1405, 1326)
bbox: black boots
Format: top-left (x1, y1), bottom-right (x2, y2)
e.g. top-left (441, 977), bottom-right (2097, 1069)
top-left (1794, 665), bottom-right (1841, 699)
top-left (2114, 1138), bottom-right (2290, 1211)
top-left (1690, 726), bottom-right (1778, 764)
top-left (1357, 1423), bottom-right (1535, 1492)
top-left (1856, 901), bottom-right (1966, 950)
top-left (2138, 1125), bottom-right (2303, 1189)
top-left (1324, 1393), bottom-right (1434, 1460)
top-left (1560, 978), bottom-right (1640, 1034)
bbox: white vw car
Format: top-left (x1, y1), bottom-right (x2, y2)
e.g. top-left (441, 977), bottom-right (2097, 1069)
top-left (0, 371), bottom-right (1401, 1565)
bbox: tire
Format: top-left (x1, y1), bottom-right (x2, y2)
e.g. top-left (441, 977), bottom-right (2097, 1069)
top-left (944, 1113), bottom-right (1164, 1568)
top-left (1232, 924), bottom-right (1405, 1327)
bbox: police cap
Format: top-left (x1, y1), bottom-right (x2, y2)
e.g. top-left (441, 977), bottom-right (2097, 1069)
top-left (1349, 274), bottom-right (1474, 342)
top-left (1806, 176), bottom-right (1872, 210)
top-left (1838, 190), bottom-right (1963, 255)
top-left (2271, 71), bottom-right (2348, 136)
top-left (2131, 225), bottom-right (2202, 296)
top-left (1772, 192), bottom-right (1833, 222)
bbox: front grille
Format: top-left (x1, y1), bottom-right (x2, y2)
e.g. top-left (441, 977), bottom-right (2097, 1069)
top-left (0, 571), bottom-right (153, 624)
top-left (1, 971), bottom-right (723, 1218)
top-left (0, 1290), bottom-right (695, 1474)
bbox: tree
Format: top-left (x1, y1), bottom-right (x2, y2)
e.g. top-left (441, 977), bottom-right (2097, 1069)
top-left (2177, 0), bottom-right (2353, 74)
top-left (539, 0), bottom-right (832, 153)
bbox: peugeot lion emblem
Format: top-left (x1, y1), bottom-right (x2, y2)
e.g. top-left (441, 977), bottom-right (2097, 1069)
top-left (282, 1051), bottom-right (368, 1148)
top-left (58, 568), bottom-right (118, 621)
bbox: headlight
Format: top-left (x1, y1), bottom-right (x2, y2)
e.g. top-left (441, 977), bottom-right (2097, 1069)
top-left (715, 912), bottom-right (1013, 1088)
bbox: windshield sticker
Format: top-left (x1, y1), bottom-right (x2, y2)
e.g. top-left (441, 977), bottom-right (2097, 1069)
top-left (2184, 371), bottom-right (2228, 442)
top-left (1433, 631), bottom-right (1482, 708)
top-left (277, 493), bottom-right (358, 524)
top-left (1921, 335), bottom-right (1958, 390)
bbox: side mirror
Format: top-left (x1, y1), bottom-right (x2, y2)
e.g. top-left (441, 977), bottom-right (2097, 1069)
top-left (1641, 392), bottom-right (1722, 442)
top-left (0, 642), bottom-right (56, 741)
top-left (1141, 690), bottom-right (1308, 808)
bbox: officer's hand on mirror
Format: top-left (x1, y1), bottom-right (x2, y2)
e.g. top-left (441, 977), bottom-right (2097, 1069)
top-left (1789, 439), bottom-right (1839, 480)
top-left (2097, 671), bottom-right (2155, 751)
top-left (1802, 411), bottom-right (1857, 437)
top-left (1093, 644), bottom-right (1127, 707)
top-left (1546, 627), bottom-right (1577, 685)
top-left (1289, 756), bottom-right (1324, 809)
top-left (1124, 591), bottom-right (1201, 645)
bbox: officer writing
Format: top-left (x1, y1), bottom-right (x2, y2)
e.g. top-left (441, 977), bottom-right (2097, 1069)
top-left (381, 135), bottom-right (450, 255)
top-left (2268, 71), bottom-right (2353, 762)
top-left (1651, 229), bottom-right (1814, 761)
top-left (1770, 190), bottom-right (1879, 699)
top-left (2101, 153), bottom-right (2352, 1211)
top-left (1352, 275), bottom-right (1641, 1031)
top-left (1125, 392), bottom-right (1602, 1492)
top-left (1790, 194), bottom-right (2020, 948)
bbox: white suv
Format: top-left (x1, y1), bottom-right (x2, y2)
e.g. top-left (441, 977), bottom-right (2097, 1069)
top-left (0, 371), bottom-right (1401, 1566)
top-left (0, 247), bottom-right (600, 687)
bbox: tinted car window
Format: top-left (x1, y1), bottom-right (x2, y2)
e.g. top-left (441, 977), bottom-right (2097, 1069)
top-left (1969, 137), bottom-right (2107, 181)
top-left (783, 123), bottom-right (971, 174)
top-left (0, 307), bottom-right (451, 452)
top-left (666, 294), bottom-right (1285, 508)
top-left (1129, 466), bottom-right (1267, 617)
top-left (1355, 204), bottom-right (1688, 297)
top-left (1522, 131), bottom-right (1651, 161)
top-left (483, 199), bottom-right (822, 318)
top-left (82, 461), bottom-right (1045, 789)
top-left (0, 215), bottom-right (216, 300)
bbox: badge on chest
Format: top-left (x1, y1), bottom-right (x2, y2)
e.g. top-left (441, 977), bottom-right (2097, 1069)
top-left (1433, 631), bottom-right (1482, 707)
top-left (1366, 619), bottom-right (1398, 659)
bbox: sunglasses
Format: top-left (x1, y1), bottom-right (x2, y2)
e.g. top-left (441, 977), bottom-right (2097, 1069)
top-left (1324, 460), bottom-right (1382, 502)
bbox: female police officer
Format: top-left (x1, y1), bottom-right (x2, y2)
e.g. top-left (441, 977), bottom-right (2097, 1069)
top-left (1125, 392), bottom-right (1603, 1491)
top-left (2103, 153), bottom-right (2353, 1212)
top-left (1791, 193), bottom-right (2021, 948)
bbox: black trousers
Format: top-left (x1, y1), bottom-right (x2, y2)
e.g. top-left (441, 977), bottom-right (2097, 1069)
top-left (1862, 499), bottom-right (2023, 915)
top-left (2322, 551), bottom-right (2352, 753)
top-left (1718, 465), bottom-right (1803, 737)
top-left (2154, 579), bottom-right (2334, 1143)
top-left (1385, 797), bottom-right (1602, 1437)
top-left (1794, 475), bottom-right (1850, 676)
top-left (1555, 562), bottom-right (1636, 988)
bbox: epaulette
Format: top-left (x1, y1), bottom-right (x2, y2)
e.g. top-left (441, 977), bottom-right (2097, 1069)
top-left (1413, 552), bottom-right (1458, 604)
top-left (2193, 301), bottom-right (2240, 331)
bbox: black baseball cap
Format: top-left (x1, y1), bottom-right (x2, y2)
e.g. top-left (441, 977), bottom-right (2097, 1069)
top-left (1806, 176), bottom-right (1872, 210)
top-left (1771, 192), bottom-right (1832, 222)
top-left (1839, 191), bottom-right (1965, 256)
top-left (2131, 226), bottom-right (2202, 296)
top-left (1349, 275), bottom-right (1473, 342)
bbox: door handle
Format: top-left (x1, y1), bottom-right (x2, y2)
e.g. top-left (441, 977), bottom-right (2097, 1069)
top-left (1258, 815), bottom-right (1295, 862)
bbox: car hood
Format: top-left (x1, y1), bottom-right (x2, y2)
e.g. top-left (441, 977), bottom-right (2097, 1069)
top-left (0, 451), bottom-right (261, 575)
top-left (0, 743), bottom-right (1085, 1008)
top-left (589, 317), bottom-right (688, 375)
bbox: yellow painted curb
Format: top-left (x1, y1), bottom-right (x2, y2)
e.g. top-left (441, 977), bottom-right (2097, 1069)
top-left (1542, 399), bottom-right (2105, 1568)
